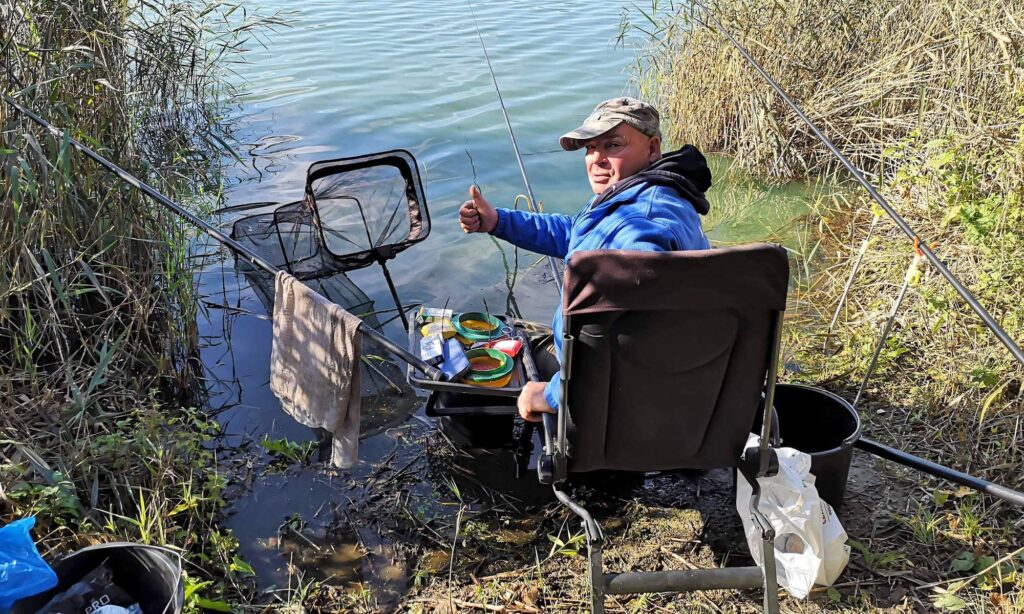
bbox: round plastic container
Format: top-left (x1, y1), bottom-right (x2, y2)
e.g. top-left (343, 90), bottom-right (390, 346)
top-left (12, 543), bottom-right (183, 614)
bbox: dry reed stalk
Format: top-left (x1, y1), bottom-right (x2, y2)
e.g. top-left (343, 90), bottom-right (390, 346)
top-left (629, 0), bottom-right (1020, 181)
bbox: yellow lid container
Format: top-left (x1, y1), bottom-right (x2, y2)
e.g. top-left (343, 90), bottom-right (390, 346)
top-left (420, 318), bottom-right (455, 340)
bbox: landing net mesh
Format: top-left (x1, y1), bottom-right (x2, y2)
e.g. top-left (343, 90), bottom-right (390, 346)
top-left (227, 149), bottom-right (430, 281)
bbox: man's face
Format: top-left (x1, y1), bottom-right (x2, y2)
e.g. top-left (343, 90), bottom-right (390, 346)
top-left (583, 123), bottom-right (662, 195)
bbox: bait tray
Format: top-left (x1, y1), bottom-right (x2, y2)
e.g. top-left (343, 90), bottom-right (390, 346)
top-left (407, 314), bottom-right (528, 400)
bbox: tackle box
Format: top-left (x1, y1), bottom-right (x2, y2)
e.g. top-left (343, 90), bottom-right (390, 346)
top-left (407, 314), bottom-right (534, 413)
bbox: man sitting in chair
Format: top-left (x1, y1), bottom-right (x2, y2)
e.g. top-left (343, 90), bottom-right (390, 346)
top-left (459, 96), bottom-right (712, 423)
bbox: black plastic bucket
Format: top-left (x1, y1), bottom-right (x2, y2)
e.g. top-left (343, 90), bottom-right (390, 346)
top-left (12, 543), bottom-right (183, 614)
top-left (755, 384), bottom-right (861, 508)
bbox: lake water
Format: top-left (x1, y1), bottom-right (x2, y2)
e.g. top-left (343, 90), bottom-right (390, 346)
top-left (193, 0), bottom-right (814, 598)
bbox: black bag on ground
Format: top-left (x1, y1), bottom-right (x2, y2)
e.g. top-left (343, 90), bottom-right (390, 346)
top-left (35, 558), bottom-right (140, 614)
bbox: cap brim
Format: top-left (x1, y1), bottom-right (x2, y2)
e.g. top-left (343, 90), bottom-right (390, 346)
top-left (559, 118), bottom-right (622, 151)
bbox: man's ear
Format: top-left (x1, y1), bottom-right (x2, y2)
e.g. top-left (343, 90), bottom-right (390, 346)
top-left (649, 135), bottom-right (663, 162)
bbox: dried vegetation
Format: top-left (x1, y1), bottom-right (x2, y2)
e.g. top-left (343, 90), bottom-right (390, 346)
top-left (618, 0), bottom-right (1024, 610)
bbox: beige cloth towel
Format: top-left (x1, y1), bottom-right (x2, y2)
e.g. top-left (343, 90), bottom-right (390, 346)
top-left (270, 271), bottom-right (362, 467)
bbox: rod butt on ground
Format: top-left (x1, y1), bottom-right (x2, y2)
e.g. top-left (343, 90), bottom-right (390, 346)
top-left (856, 437), bottom-right (1024, 508)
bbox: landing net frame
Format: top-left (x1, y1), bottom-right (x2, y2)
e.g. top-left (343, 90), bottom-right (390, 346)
top-left (225, 149), bottom-right (431, 329)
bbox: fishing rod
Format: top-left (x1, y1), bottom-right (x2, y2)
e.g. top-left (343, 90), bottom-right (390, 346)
top-left (465, 0), bottom-right (563, 295)
top-left (856, 438), bottom-right (1024, 508)
top-left (687, 7), bottom-right (1024, 507)
top-left (1, 94), bottom-right (444, 382)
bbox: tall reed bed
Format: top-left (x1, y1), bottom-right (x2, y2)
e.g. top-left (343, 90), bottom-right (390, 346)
top-left (1, 0), bottom-right (260, 399)
top-left (624, 0), bottom-right (1021, 180)
top-left (623, 1), bottom-right (1023, 608)
top-left (1, 0), bottom-right (283, 606)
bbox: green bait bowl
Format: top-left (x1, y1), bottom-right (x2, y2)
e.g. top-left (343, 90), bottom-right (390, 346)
top-left (464, 348), bottom-right (514, 381)
top-left (452, 312), bottom-right (503, 343)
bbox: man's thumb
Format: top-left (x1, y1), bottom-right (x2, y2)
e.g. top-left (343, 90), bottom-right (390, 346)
top-left (469, 184), bottom-right (484, 204)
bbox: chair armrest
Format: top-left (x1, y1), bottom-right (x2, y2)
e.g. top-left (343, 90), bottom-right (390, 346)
top-left (519, 328), bottom-right (564, 485)
top-left (538, 412), bottom-right (557, 484)
top-left (739, 444), bottom-right (779, 480)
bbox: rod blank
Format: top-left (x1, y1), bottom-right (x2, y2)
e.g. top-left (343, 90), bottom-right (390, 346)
top-left (690, 6), bottom-right (1024, 506)
top-left (693, 5), bottom-right (1024, 369)
top-left (465, 0), bottom-right (563, 294)
top-left (856, 438), bottom-right (1024, 508)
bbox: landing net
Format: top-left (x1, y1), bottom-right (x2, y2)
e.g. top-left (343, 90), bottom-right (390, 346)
top-left (226, 149), bottom-right (430, 281)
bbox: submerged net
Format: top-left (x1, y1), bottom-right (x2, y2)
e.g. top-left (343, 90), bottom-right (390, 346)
top-left (213, 150), bottom-right (429, 428)
top-left (213, 219), bottom-right (419, 432)
top-left (233, 259), bottom-right (419, 434)
top-left (227, 149), bottom-right (430, 281)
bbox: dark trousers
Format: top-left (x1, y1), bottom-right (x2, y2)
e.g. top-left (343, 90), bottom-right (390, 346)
top-left (514, 319), bottom-right (560, 381)
top-left (531, 334), bottom-right (561, 382)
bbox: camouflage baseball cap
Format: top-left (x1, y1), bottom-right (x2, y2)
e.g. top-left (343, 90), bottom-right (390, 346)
top-left (559, 96), bottom-right (661, 151)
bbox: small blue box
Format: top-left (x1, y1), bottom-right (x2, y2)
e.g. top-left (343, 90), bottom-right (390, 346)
top-left (441, 338), bottom-right (470, 381)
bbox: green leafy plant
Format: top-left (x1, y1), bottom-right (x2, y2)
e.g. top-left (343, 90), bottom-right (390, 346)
top-left (848, 539), bottom-right (905, 571)
top-left (259, 435), bottom-right (317, 465)
top-left (546, 530), bottom-right (587, 559)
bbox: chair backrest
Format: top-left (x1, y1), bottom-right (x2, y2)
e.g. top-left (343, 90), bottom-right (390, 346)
top-left (561, 243), bottom-right (789, 473)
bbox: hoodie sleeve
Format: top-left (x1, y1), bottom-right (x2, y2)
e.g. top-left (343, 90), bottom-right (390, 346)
top-left (544, 371), bottom-right (560, 412)
top-left (491, 208), bottom-right (572, 258)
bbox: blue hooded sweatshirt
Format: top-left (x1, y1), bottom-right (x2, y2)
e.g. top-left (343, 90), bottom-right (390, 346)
top-left (490, 145), bottom-right (713, 410)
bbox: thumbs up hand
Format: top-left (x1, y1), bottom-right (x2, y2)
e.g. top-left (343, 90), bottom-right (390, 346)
top-left (459, 185), bottom-right (498, 234)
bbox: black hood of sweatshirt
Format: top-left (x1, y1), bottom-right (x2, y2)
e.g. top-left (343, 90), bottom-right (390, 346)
top-left (590, 144), bottom-right (712, 215)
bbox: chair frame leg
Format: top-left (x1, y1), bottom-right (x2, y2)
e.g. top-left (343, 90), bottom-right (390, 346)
top-left (540, 311), bottom-right (788, 612)
top-left (587, 533), bottom-right (605, 614)
top-left (553, 480), bottom-right (781, 614)
top-left (553, 485), bottom-right (606, 613)
top-left (761, 532), bottom-right (780, 614)
top-left (745, 469), bottom-right (781, 614)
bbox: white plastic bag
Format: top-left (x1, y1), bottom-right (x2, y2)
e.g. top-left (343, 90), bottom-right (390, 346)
top-left (736, 434), bottom-right (851, 599)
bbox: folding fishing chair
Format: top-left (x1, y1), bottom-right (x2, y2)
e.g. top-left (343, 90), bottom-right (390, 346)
top-left (536, 243), bottom-right (789, 614)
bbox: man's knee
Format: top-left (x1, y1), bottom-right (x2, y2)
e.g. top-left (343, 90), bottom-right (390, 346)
top-left (517, 319), bottom-right (559, 381)
top-left (530, 335), bottom-right (560, 381)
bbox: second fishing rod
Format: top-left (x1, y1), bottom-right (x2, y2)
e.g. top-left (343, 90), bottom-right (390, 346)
top-left (465, 0), bottom-right (563, 295)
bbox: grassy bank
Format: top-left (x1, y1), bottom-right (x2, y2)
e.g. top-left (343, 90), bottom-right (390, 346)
top-left (619, 0), bottom-right (1024, 609)
top-left (1, 0), bottom-right (281, 608)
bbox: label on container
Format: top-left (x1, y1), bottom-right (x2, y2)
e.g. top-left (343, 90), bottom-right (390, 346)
top-left (420, 334), bottom-right (445, 366)
top-left (417, 306), bottom-right (453, 324)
